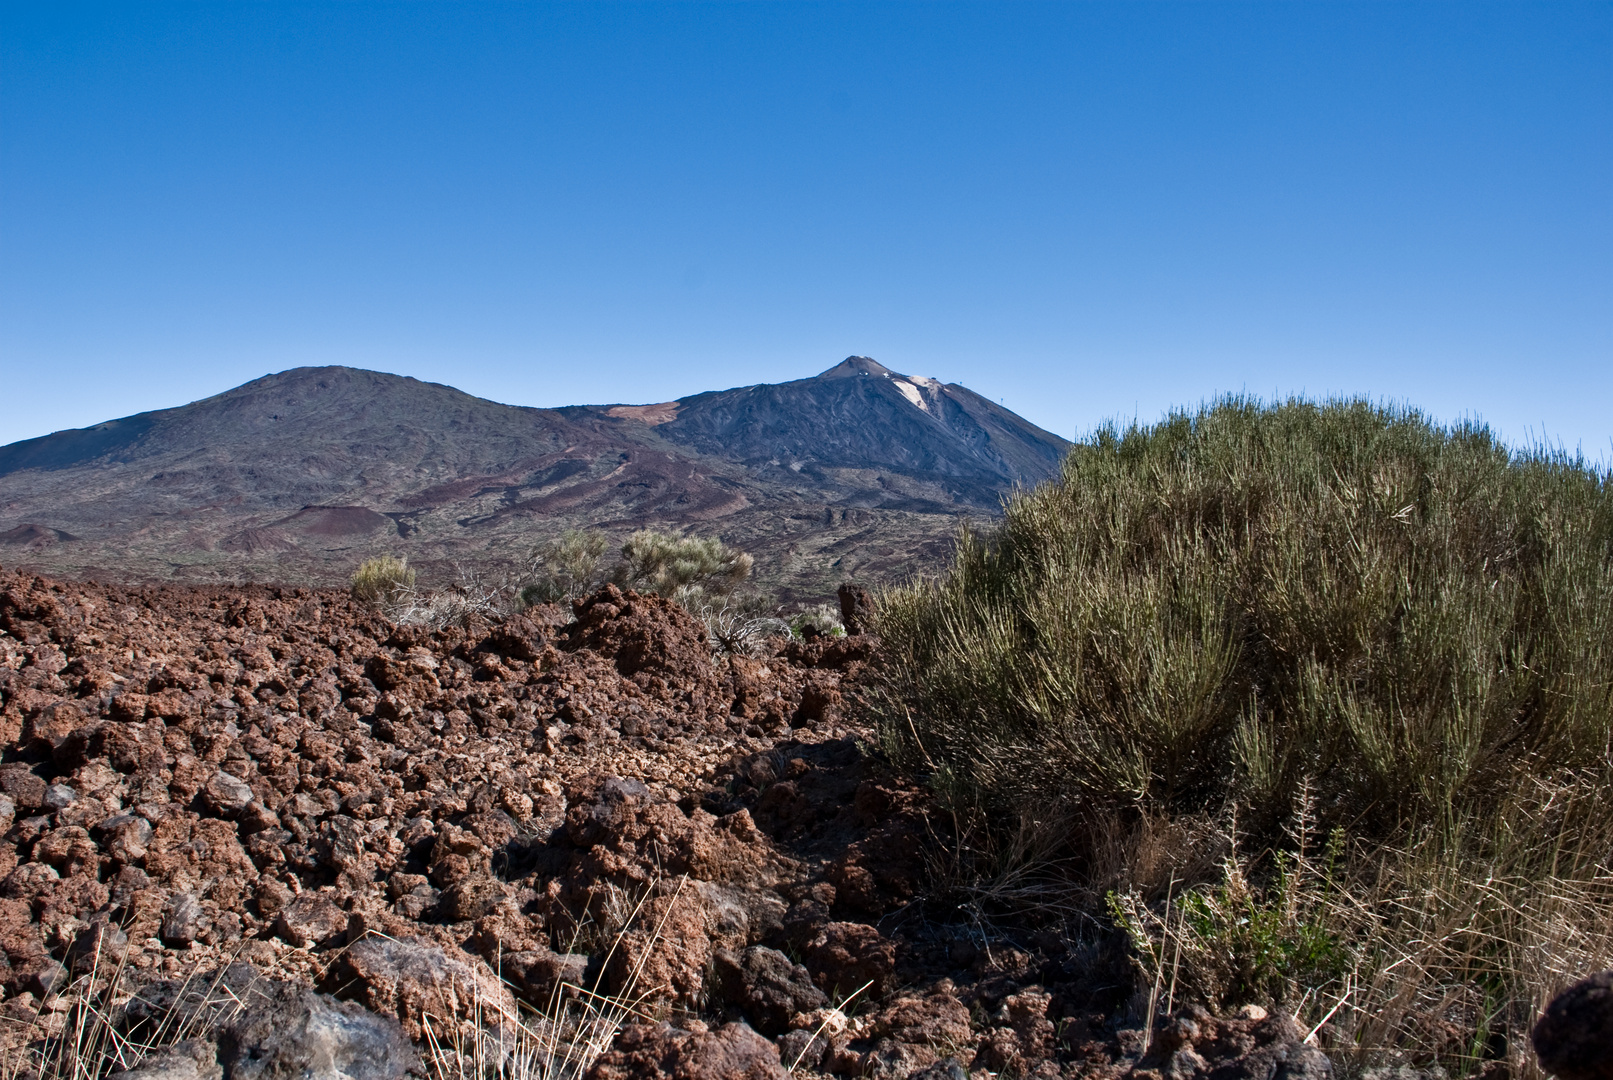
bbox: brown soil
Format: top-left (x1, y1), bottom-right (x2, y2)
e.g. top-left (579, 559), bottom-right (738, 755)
top-left (0, 566), bottom-right (1329, 1079)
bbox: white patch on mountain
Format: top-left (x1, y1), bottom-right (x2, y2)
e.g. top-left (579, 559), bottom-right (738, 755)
top-left (894, 379), bottom-right (932, 413)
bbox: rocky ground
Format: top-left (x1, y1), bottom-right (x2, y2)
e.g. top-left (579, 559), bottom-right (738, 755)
top-left (0, 565), bottom-right (1334, 1079)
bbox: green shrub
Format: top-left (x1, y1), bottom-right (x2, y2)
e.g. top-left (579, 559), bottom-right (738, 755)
top-left (522, 529), bottom-right (613, 605)
top-left (519, 527), bottom-right (756, 613)
top-left (618, 529), bottom-right (753, 599)
top-left (879, 396), bottom-right (1613, 837)
top-left (877, 396), bottom-right (1613, 1069)
top-left (350, 555), bottom-right (416, 605)
top-left (1108, 826), bottom-right (1352, 1014)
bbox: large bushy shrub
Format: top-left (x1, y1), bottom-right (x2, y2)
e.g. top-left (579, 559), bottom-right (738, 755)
top-left (880, 397), bottom-right (1613, 839)
top-left (618, 529), bottom-right (753, 598)
top-left (521, 529), bottom-right (614, 604)
top-left (877, 398), bottom-right (1613, 1067)
top-left (521, 528), bottom-right (754, 606)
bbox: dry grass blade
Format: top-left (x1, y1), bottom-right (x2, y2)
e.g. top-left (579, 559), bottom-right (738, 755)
top-left (787, 980), bottom-right (873, 1075)
top-left (418, 874), bottom-right (689, 1080)
top-left (0, 935), bottom-right (274, 1080)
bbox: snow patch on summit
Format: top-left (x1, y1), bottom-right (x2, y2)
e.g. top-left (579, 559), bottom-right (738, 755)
top-left (893, 380), bottom-right (926, 410)
top-left (893, 377), bottom-right (940, 414)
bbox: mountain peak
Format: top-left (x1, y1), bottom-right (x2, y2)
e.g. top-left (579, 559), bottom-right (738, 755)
top-left (818, 356), bottom-right (899, 379)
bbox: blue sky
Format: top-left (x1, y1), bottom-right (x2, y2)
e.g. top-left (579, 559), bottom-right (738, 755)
top-left (3, 2), bottom-right (1609, 458)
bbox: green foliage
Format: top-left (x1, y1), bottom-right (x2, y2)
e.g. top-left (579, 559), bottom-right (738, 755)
top-left (519, 527), bottom-right (755, 611)
top-left (878, 396), bottom-right (1613, 841)
top-left (790, 602), bottom-right (846, 640)
top-left (618, 529), bottom-right (753, 599)
top-left (1119, 839), bottom-right (1351, 1010)
top-left (349, 555), bottom-right (416, 605)
top-left (522, 529), bottom-right (613, 605)
top-left (878, 397), bottom-right (1613, 1067)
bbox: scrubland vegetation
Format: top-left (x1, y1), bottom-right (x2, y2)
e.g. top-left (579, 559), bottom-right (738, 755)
top-left (876, 396), bottom-right (1613, 1073)
top-left (354, 527), bottom-right (827, 654)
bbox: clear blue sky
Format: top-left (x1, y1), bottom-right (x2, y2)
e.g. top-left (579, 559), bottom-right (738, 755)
top-left (3, 2), bottom-right (1609, 458)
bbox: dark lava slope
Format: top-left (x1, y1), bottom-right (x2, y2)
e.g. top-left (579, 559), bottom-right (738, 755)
top-left (619, 356), bottom-right (1066, 505)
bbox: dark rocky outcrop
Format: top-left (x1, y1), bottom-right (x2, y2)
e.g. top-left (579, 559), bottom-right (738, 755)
top-left (1534, 970), bottom-right (1613, 1080)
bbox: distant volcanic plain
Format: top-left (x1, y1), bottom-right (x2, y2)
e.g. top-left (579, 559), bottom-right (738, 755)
top-left (0, 358), bottom-right (1069, 598)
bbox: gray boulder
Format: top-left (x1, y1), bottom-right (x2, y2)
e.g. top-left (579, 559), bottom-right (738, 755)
top-left (219, 979), bottom-right (416, 1080)
top-left (107, 1039), bottom-right (222, 1080)
top-left (122, 967), bottom-right (416, 1080)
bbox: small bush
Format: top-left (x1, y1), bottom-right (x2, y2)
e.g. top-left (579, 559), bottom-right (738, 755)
top-left (351, 558), bottom-right (521, 630)
top-left (350, 555), bottom-right (416, 605)
top-left (619, 530), bottom-right (753, 599)
top-left (790, 602), bottom-right (846, 640)
top-left (391, 564), bottom-right (521, 629)
top-left (694, 593), bottom-right (791, 656)
top-left (522, 529), bottom-right (613, 605)
top-left (1109, 824), bottom-right (1352, 1015)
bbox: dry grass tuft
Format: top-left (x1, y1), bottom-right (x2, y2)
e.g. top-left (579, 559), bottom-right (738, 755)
top-left (0, 937), bottom-right (269, 1080)
top-left (422, 875), bottom-right (688, 1080)
top-left (350, 554), bottom-right (417, 605)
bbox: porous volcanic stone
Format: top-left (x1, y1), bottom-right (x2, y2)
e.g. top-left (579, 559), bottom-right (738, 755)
top-left (106, 1039), bottom-right (222, 1080)
top-left (274, 894), bottom-right (348, 949)
top-left (323, 935), bottom-right (516, 1042)
top-left (1534, 970), bottom-right (1613, 1080)
top-left (585, 1021), bottom-right (788, 1080)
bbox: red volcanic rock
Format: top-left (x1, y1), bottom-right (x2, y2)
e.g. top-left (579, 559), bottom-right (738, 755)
top-left (23, 700), bottom-right (88, 756)
top-left (805, 922), bottom-right (897, 998)
top-left (274, 894), bottom-right (348, 949)
top-left (323, 936), bottom-right (516, 1043)
top-left (0, 567), bottom-right (858, 1019)
top-left (564, 585), bottom-right (722, 706)
top-left (713, 945), bottom-right (826, 1036)
top-left (2, 565), bottom-right (1347, 1078)
top-left (871, 988), bottom-right (974, 1048)
top-left (585, 1022), bottom-right (787, 1080)
top-left (0, 766), bottom-right (45, 810)
top-left (836, 583), bottom-right (874, 635)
